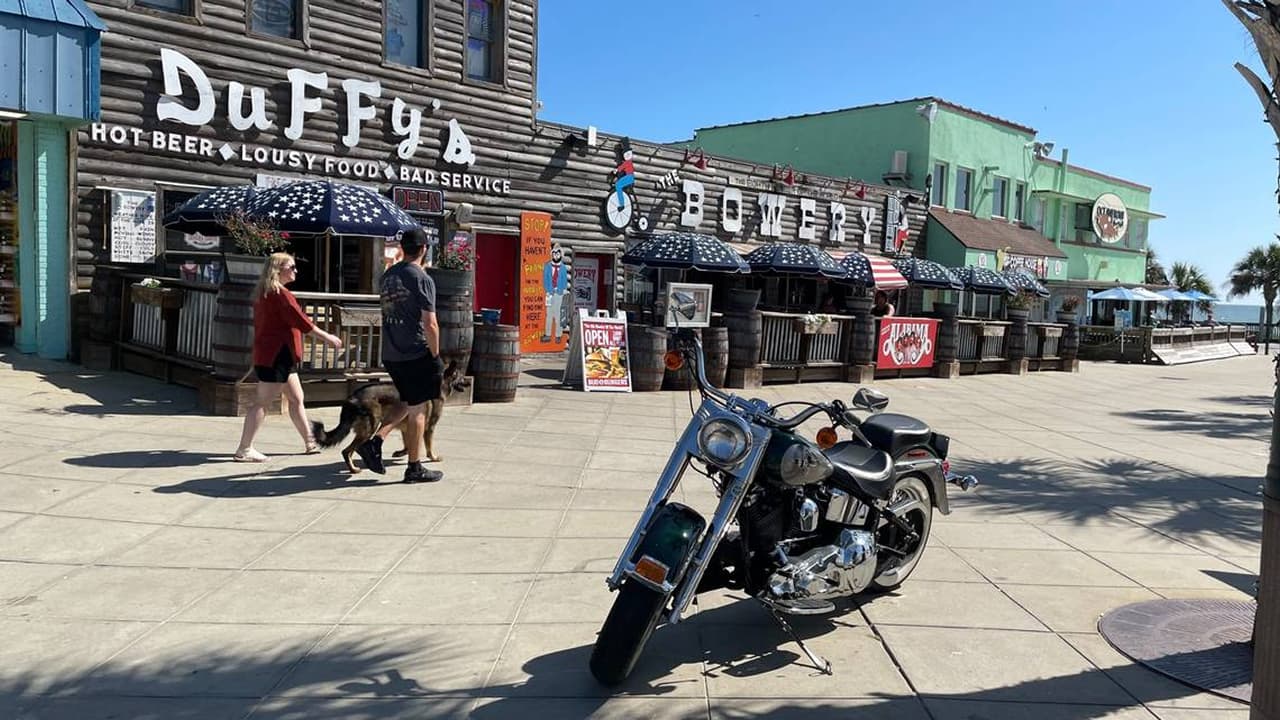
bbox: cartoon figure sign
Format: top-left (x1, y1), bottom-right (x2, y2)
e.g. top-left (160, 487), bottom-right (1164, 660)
top-left (519, 212), bottom-right (569, 353)
top-left (602, 138), bottom-right (649, 233)
top-left (543, 243), bottom-right (569, 343)
top-left (876, 318), bottom-right (939, 370)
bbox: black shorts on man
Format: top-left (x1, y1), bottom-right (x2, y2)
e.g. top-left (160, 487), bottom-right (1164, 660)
top-left (385, 354), bottom-right (443, 406)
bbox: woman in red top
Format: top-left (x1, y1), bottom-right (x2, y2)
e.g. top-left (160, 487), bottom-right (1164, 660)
top-left (234, 253), bottom-right (343, 462)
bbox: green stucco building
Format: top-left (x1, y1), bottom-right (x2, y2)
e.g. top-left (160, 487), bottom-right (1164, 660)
top-left (692, 97), bottom-right (1163, 308)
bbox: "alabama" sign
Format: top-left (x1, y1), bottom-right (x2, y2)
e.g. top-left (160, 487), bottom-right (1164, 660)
top-left (876, 318), bottom-right (940, 370)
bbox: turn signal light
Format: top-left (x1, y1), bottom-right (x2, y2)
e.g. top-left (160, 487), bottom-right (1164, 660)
top-left (816, 426), bottom-right (838, 449)
top-left (664, 351), bottom-right (685, 371)
top-left (633, 555), bottom-right (669, 586)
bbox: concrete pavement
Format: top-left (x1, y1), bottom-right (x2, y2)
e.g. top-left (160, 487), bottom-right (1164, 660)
top-left (0, 350), bottom-right (1267, 719)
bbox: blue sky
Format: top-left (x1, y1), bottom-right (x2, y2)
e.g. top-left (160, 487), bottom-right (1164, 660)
top-left (537, 0), bottom-right (1277, 303)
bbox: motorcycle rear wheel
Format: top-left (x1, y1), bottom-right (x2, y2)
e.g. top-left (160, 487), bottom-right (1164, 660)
top-left (589, 580), bottom-right (668, 686)
top-left (870, 475), bottom-right (933, 592)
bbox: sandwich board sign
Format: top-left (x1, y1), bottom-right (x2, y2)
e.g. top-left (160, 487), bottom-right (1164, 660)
top-left (563, 309), bottom-right (632, 392)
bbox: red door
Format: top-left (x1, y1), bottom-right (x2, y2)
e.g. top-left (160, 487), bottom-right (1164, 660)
top-left (474, 233), bottom-right (519, 325)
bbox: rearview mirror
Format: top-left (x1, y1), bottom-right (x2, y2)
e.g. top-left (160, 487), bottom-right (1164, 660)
top-left (852, 388), bottom-right (890, 412)
top-left (672, 290), bottom-right (699, 321)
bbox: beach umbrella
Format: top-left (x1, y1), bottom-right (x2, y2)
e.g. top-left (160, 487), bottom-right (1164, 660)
top-left (1090, 286), bottom-right (1164, 302)
top-left (1156, 288), bottom-right (1196, 301)
top-left (1001, 268), bottom-right (1051, 298)
top-left (162, 184), bottom-right (257, 235)
top-left (951, 265), bottom-right (1015, 295)
top-left (1181, 289), bottom-right (1218, 302)
top-left (244, 179), bottom-right (419, 236)
top-left (743, 242), bottom-right (847, 278)
top-left (836, 251), bottom-right (908, 289)
top-left (1131, 287), bottom-right (1170, 303)
top-left (621, 232), bottom-right (749, 273)
top-left (891, 257), bottom-right (963, 290)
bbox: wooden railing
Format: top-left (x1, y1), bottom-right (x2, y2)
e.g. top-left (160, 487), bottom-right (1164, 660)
top-left (1028, 322), bottom-right (1067, 359)
top-left (759, 311), bottom-right (854, 367)
top-left (293, 292), bottom-right (382, 374)
top-left (956, 319), bottom-right (1009, 361)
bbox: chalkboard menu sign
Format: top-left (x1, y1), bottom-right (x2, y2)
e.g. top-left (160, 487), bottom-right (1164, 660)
top-left (109, 190), bottom-right (157, 264)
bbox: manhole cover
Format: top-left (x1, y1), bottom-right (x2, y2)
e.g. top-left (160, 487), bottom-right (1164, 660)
top-left (1099, 599), bottom-right (1255, 703)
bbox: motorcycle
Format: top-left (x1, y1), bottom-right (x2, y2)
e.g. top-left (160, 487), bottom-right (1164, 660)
top-left (588, 320), bottom-right (978, 686)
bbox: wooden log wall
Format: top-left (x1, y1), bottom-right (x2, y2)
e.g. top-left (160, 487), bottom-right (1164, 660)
top-left (76, 0), bottom-right (926, 293)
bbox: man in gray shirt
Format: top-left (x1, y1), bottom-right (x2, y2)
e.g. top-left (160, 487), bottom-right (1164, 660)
top-left (356, 228), bottom-right (444, 483)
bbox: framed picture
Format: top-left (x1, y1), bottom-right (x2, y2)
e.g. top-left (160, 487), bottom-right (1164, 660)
top-left (664, 282), bottom-right (712, 328)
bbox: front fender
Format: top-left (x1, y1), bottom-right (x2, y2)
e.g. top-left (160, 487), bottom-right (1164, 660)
top-left (895, 458), bottom-right (950, 515)
top-left (624, 502), bottom-right (707, 592)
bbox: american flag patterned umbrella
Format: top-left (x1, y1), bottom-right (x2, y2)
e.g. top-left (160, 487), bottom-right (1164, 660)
top-left (743, 242), bottom-right (848, 279)
top-left (836, 251), bottom-right (908, 289)
top-left (951, 265), bottom-right (1015, 295)
top-left (162, 184), bottom-right (257, 235)
top-left (244, 180), bottom-right (419, 236)
top-left (892, 257), bottom-right (964, 290)
top-left (621, 232), bottom-right (749, 273)
top-left (1001, 268), bottom-right (1051, 298)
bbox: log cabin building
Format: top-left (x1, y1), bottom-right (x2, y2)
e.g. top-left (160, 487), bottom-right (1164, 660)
top-left (69, 0), bottom-right (931, 401)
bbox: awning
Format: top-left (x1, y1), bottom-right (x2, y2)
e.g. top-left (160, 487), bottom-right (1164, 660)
top-left (0, 0), bottom-right (106, 121)
top-left (1030, 189), bottom-right (1165, 220)
top-left (929, 208), bottom-right (1068, 258)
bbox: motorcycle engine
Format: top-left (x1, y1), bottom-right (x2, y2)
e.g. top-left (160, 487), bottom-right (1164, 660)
top-left (766, 529), bottom-right (878, 602)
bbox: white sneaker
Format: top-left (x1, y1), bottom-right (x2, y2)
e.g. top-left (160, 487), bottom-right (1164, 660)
top-left (233, 448), bottom-right (268, 463)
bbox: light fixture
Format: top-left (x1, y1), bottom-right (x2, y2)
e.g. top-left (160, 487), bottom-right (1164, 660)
top-left (916, 101), bottom-right (938, 124)
top-left (0, 110), bottom-right (28, 120)
top-left (682, 147), bottom-right (711, 171)
top-left (1025, 140), bottom-right (1055, 158)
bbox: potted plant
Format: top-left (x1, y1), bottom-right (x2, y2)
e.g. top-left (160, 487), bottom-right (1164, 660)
top-left (795, 312), bottom-right (837, 335)
top-left (428, 232), bottom-right (475, 303)
top-left (130, 276), bottom-right (184, 310)
top-left (219, 208), bottom-right (290, 285)
top-left (1005, 290), bottom-right (1035, 322)
top-left (1057, 295), bottom-right (1081, 324)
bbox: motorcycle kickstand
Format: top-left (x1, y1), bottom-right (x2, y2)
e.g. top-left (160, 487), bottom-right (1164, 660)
top-left (758, 600), bottom-right (833, 676)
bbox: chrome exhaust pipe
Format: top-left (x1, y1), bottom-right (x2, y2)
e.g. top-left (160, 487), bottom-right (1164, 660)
top-left (945, 472), bottom-right (979, 491)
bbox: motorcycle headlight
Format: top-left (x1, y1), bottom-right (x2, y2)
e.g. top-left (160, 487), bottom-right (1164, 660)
top-left (697, 417), bottom-right (752, 467)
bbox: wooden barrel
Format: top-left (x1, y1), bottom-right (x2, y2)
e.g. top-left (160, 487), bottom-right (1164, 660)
top-left (702, 326), bottom-right (729, 388)
top-left (629, 325), bottom-right (667, 392)
top-left (437, 294), bottom-right (474, 377)
top-left (471, 323), bottom-right (520, 402)
top-left (725, 311), bottom-right (762, 369)
top-left (211, 283), bottom-right (255, 380)
top-left (934, 317), bottom-right (959, 363)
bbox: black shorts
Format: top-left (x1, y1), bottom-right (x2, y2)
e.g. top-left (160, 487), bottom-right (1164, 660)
top-left (385, 355), bottom-right (442, 406)
top-left (254, 345), bottom-right (296, 383)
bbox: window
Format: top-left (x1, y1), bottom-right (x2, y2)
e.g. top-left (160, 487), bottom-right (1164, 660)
top-left (465, 0), bottom-right (502, 82)
top-left (930, 163), bottom-right (947, 206)
top-left (955, 168), bottom-right (973, 211)
top-left (1127, 217), bottom-right (1149, 251)
top-left (992, 177), bottom-right (1008, 218)
top-left (249, 0), bottom-right (303, 40)
top-left (135, 0), bottom-right (194, 14)
top-left (386, 0), bottom-right (429, 68)
top-left (1030, 197), bottom-right (1046, 234)
top-left (1013, 182), bottom-right (1026, 222)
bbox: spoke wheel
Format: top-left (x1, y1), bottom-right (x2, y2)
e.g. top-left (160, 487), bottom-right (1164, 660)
top-left (871, 475), bottom-right (933, 591)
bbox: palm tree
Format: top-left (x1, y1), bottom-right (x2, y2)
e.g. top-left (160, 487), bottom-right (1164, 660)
top-left (1145, 248), bottom-right (1168, 284)
top-left (1226, 241), bottom-right (1280, 354)
top-left (1170, 261), bottom-right (1213, 323)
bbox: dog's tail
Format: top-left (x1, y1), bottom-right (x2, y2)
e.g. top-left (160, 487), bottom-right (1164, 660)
top-left (311, 402), bottom-right (366, 449)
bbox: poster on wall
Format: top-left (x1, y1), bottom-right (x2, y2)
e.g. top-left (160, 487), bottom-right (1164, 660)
top-left (573, 257), bottom-right (599, 313)
top-left (876, 317), bottom-right (939, 370)
top-left (580, 315), bottom-right (631, 392)
top-left (109, 190), bottom-right (157, 264)
top-left (664, 283), bottom-right (713, 328)
top-left (519, 211), bottom-right (569, 353)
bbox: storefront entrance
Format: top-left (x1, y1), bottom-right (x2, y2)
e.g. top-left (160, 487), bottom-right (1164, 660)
top-left (474, 232), bottom-right (519, 326)
top-left (571, 252), bottom-right (613, 315)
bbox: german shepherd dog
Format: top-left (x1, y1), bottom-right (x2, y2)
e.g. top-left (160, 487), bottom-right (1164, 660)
top-left (311, 361), bottom-right (466, 473)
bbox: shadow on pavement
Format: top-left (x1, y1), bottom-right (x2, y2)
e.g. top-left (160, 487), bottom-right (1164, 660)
top-left (1115, 407), bottom-right (1271, 440)
top-left (152, 464), bottom-right (383, 498)
top-left (0, 599), bottom-right (1229, 719)
top-left (1, 351), bottom-right (199, 417)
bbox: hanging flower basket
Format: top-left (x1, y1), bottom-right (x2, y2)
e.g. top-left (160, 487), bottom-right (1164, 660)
top-left (795, 314), bottom-right (838, 335)
top-left (131, 282), bottom-right (185, 310)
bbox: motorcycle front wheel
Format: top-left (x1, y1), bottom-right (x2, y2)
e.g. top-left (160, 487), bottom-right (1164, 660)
top-left (870, 475), bottom-right (933, 592)
top-left (589, 579), bottom-right (668, 686)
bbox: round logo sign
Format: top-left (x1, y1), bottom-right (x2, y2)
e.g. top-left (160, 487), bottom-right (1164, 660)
top-left (1091, 193), bottom-right (1128, 244)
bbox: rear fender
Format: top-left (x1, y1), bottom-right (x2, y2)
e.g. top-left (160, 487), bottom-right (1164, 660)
top-left (624, 502), bottom-right (707, 594)
top-left (893, 457), bottom-right (950, 515)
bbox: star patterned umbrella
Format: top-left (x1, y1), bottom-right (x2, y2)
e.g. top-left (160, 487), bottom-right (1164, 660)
top-left (162, 184), bottom-right (258, 235)
top-left (1001, 268), bottom-right (1051, 298)
top-left (743, 242), bottom-right (848, 278)
top-left (891, 257), bottom-right (963, 290)
top-left (621, 232), bottom-right (749, 273)
top-left (836, 251), bottom-right (908, 289)
top-left (244, 180), bottom-right (419, 236)
top-left (951, 265), bottom-right (1015, 295)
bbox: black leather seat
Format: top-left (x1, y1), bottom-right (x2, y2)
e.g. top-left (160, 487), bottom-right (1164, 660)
top-left (825, 442), bottom-right (895, 500)
top-left (860, 413), bottom-right (932, 458)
